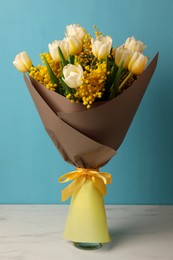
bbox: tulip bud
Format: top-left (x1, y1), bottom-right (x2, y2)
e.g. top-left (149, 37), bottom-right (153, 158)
top-left (91, 35), bottom-right (112, 60)
top-left (114, 47), bottom-right (132, 69)
top-left (48, 40), bottom-right (69, 62)
top-left (128, 51), bottom-right (148, 75)
top-left (64, 35), bottom-right (82, 55)
top-left (63, 64), bottom-right (83, 88)
top-left (124, 36), bottom-right (146, 53)
top-left (13, 51), bottom-right (32, 72)
top-left (66, 24), bottom-right (86, 40)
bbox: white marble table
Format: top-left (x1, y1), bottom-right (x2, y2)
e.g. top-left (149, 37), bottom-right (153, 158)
top-left (0, 205), bottom-right (173, 260)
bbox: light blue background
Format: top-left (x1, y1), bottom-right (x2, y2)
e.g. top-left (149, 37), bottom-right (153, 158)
top-left (0, 0), bottom-right (172, 204)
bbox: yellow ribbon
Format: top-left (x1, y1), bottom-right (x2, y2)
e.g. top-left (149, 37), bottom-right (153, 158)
top-left (58, 167), bottom-right (112, 201)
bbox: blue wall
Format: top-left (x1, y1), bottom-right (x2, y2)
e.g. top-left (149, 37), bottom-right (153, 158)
top-left (0, 0), bottom-right (173, 204)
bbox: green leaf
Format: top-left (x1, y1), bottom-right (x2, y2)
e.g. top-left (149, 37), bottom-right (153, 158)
top-left (55, 84), bottom-right (63, 95)
top-left (106, 56), bottom-right (110, 71)
top-left (103, 56), bottom-right (111, 98)
top-left (104, 57), bottom-right (119, 99)
top-left (110, 65), bottom-right (118, 85)
top-left (58, 47), bottom-right (68, 68)
top-left (59, 78), bottom-right (74, 97)
top-left (109, 61), bottom-right (124, 100)
top-left (43, 56), bottom-right (59, 85)
top-left (69, 55), bottom-right (75, 64)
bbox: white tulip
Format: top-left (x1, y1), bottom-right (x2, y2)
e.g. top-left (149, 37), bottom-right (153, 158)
top-left (13, 51), bottom-right (32, 72)
top-left (114, 47), bottom-right (132, 69)
top-left (91, 35), bottom-right (112, 60)
top-left (48, 40), bottom-right (69, 62)
top-left (124, 36), bottom-right (146, 53)
top-left (66, 24), bottom-right (85, 40)
top-left (63, 64), bottom-right (83, 88)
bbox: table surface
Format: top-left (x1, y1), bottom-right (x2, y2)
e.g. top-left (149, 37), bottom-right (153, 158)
top-left (0, 205), bottom-right (173, 260)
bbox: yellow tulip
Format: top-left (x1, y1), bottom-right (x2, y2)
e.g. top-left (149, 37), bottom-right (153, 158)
top-left (128, 51), bottom-right (148, 75)
top-left (114, 47), bottom-right (132, 69)
top-left (13, 51), bottom-right (32, 73)
top-left (64, 35), bottom-right (82, 55)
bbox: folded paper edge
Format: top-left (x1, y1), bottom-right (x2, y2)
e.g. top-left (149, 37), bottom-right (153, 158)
top-left (24, 74), bottom-right (116, 168)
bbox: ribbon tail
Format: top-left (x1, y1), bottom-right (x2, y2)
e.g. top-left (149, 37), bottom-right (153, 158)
top-left (58, 171), bottom-right (80, 183)
top-left (98, 172), bottom-right (112, 184)
top-left (92, 176), bottom-right (107, 196)
top-left (61, 175), bottom-right (86, 201)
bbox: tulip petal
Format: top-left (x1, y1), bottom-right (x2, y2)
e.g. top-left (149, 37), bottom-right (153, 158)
top-left (13, 60), bottom-right (28, 72)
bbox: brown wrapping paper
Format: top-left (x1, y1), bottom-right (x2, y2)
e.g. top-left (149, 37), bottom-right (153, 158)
top-left (24, 53), bottom-right (158, 168)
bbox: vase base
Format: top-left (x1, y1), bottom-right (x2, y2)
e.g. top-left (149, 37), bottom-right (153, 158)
top-left (73, 242), bottom-right (102, 250)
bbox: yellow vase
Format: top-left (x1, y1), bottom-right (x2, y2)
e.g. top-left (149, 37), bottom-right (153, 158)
top-left (64, 179), bottom-right (110, 244)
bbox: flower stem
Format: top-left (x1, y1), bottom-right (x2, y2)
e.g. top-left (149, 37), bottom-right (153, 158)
top-left (69, 55), bottom-right (75, 64)
top-left (119, 72), bottom-right (132, 92)
top-left (91, 57), bottom-right (97, 68)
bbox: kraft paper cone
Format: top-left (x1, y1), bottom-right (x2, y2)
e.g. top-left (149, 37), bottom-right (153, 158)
top-left (64, 180), bottom-right (110, 243)
top-left (24, 75), bottom-right (115, 168)
top-left (24, 53), bottom-right (158, 167)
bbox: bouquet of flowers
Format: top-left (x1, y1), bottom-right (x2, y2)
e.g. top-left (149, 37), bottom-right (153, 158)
top-left (13, 24), bottom-right (158, 249)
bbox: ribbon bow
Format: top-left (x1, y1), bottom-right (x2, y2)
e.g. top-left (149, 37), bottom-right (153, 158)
top-left (58, 167), bottom-right (112, 201)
